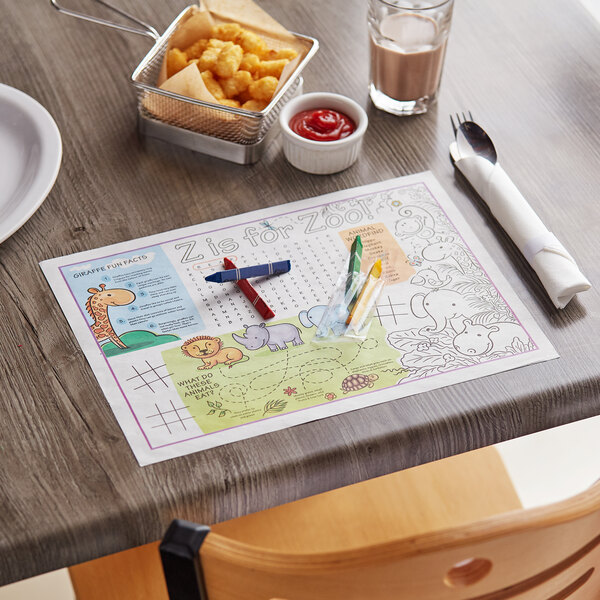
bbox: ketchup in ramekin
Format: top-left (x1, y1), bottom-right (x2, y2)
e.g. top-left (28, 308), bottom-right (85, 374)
top-left (289, 108), bottom-right (355, 142)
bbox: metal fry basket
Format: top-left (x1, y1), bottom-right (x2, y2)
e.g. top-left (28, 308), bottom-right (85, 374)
top-left (50, 0), bottom-right (319, 163)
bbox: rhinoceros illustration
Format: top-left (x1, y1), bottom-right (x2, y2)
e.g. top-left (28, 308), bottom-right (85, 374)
top-left (232, 322), bottom-right (304, 352)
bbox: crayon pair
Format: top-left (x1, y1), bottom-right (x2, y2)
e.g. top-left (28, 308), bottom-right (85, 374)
top-left (345, 235), bottom-right (383, 329)
top-left (206, 260), bottom-right (291, 320)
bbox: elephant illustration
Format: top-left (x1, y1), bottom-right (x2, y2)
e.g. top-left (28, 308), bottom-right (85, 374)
top-left (410, 289), bottom-right (476, 333)
top-left (299, 305), bottom-right (347, 336)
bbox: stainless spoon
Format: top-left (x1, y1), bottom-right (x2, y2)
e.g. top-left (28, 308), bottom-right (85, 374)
top-left (451, 114), bottom-right (498, 164)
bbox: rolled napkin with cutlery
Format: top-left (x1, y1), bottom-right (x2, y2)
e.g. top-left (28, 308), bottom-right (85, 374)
top-left (449, 141), bottom-right (591, 309)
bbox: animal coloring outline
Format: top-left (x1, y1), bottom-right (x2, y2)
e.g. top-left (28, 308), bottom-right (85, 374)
top-left (85, 284), bottom-right (135, 349)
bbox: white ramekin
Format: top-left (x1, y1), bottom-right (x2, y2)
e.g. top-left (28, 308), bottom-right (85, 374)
top-left (279, 92), bottom-right (368, 175)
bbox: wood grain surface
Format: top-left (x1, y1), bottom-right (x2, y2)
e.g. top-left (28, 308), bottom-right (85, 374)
top-left (1, 0), bottom-right (599, 585)
top-left (67, 446), bottom-right (521, 599)
top-left (68, 451), bottom-right (600, 600)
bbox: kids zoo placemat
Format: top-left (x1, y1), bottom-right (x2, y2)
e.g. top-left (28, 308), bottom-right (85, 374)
top-left (41, 173), bottom-right (557, 465)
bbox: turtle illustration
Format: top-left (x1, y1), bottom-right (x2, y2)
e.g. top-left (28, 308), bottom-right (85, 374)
top-left (341, 373), bottom-right (379, 394)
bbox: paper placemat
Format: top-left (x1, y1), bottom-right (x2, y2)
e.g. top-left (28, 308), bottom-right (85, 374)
top-left (41, 173), bottom-right (557, 465)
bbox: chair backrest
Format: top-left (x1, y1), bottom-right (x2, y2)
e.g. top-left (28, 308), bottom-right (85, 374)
top-left (160, 480), bottom-right (600, 600)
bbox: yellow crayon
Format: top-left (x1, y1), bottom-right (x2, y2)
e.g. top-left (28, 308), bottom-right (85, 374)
top-left (346, 259), bottom-right (382, 325)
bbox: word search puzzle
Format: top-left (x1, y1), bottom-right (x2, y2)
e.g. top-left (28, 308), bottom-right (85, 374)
top-left (41, 173), bottom-right (557, 465)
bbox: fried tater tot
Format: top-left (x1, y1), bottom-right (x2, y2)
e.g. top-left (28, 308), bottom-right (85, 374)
top-left (236, 30), bottom-right (269, 57)
top-left (256, 59), bottom-right (289, 79)
top-left (214, 43), bottom-right (243, 78)
top-left (239, 52), bottom-right (260, 74)
top-left (167, 48), bottom-right (189, 78)
top-left (220, 70), bottom-right (253, 98)
top-left (248, 76), bottom-right (278, 102)
top-left (237, 88), bottom-right (253, 104)
top-left (266, 48), bottom-right (298, 61)
top-left (197, 45), bottom-right (222, 72)
top-left (200, 70), bottom-right (226, 100)
top-left (212, 23), bottom-right (243, 42)
top-left (219, 98), bottom-right (242, 108)
top-left (241, 99), bottom-right (268, 112)
top-left (185, 38), bottom-right (209, 60)
top-left (208, 38), bottom-right (226, 49)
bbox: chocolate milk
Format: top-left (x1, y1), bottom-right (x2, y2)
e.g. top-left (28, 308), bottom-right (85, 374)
top-left (370, 13), bottom-right (447, 102)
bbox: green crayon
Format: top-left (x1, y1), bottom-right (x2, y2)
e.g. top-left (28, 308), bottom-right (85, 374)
top-left (346, 235), bottom-right (363, 295)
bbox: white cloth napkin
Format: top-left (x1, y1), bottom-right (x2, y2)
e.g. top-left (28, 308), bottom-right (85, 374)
top-left (450, 142), bottom-right (591, 309)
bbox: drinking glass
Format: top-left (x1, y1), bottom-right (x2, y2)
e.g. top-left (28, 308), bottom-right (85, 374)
top-left (368, 0), bottom-right (454, 116)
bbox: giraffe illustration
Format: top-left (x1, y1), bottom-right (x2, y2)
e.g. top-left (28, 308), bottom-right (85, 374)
top-left (85, 284), bottom-right (136, 349)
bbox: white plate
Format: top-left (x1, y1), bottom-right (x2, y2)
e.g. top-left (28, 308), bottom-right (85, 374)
top-left (0, 84), bottom-right (62, 244)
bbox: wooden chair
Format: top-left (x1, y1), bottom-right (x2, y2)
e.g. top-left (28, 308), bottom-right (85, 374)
top-left (69, 446), bottom-right (600, 599)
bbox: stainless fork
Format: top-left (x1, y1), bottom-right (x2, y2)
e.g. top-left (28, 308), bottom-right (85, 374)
top-left (449, 111), bottom-right (474, 137)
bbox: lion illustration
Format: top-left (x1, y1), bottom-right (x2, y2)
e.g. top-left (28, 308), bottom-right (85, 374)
top-left (181, 336), bottom-right (244, 370)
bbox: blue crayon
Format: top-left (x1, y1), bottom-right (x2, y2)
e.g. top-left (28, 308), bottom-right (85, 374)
top-left (205, 260), bottom-right (291, 283)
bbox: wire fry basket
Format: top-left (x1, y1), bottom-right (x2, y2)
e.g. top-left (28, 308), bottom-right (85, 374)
top-left (50, 1), bottom-right (319, 163)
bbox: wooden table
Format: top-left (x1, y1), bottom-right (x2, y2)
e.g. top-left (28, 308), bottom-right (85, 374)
top-left (1, 0), bottom-right (599, 585)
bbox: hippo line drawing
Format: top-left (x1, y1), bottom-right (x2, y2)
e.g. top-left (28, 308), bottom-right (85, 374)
top-left (410, 289), bottom-right (476, 333)
top-left (453, 319), bottom-right (531, 357)
top-left (233, 322), bottom-right (304, 352)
